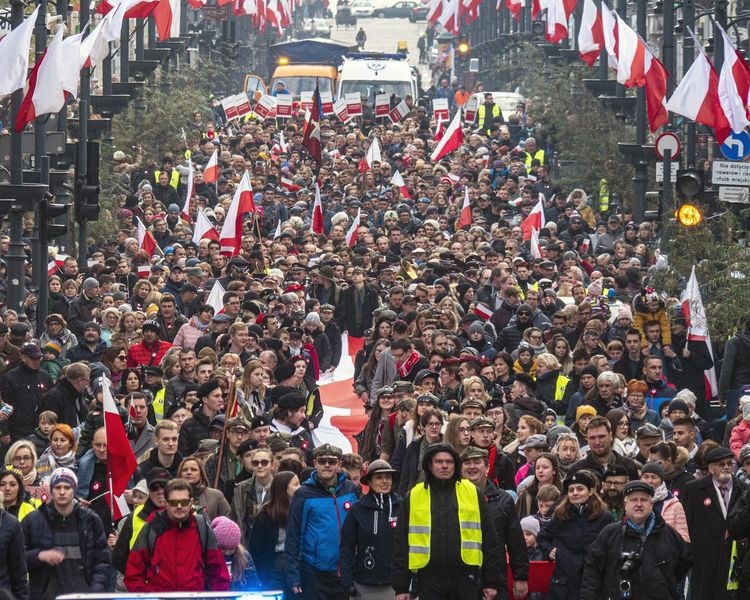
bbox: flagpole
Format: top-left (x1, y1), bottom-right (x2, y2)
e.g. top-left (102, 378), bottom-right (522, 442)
top-left (106, 457), bottom-right (116, 531)
top-left (212, 377), bottom-right (237, 490)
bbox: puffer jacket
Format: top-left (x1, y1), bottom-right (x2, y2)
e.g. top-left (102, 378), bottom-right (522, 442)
top-left (21, 501), bottom-right (111, 596)
top-left (730, 419), bottom-right (750, 460)
top-left (0, 509), bottom-right (29, 600)
top-left (657, 495), bottom-right (690, 542)
top-left (340, 491), bottom-right (402, 587)
top-left (178, 409), bottom-right (212, 456)
top-left (173, 317), bottom-right (208, 351)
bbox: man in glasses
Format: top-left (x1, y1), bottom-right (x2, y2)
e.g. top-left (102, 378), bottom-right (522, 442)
top-left (498, 303), bottom-right (534, 354)
top-left (205, 417), bottom-right (251, 491)
top-left (286, 443), bottom-right (360, 600)
top-left (125, 478), bottom-right (230, 592)
top-left (111, 467), bottom-right (169, 575)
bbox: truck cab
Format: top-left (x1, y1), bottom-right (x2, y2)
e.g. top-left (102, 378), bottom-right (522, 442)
top-left (337, 52), bottom-right (419, 105)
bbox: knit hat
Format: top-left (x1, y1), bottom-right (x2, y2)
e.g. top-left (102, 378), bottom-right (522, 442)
top-left (575, 405), bottom-right (597, 421)
top-left (520, 516), bottom-right (540, 537)
top-left (468, 321), bottom-right (485, 336)
top-left (211, 516), bottom-right (241, 552)
top-left (82, 277), bottom-right (100, 292)
top-left (741, 395), bottom-right (750, 421)
top-left (667, 399), bottom-right (690, 416)
top-left (43, 341), bottom-right (62, 357)
top-left (616, 306), bottom-right (633, 321)
top-left (303, 312), bottom-right (321, 327)
top-left (49, 467), bottom-right (78, 490)
top-left (641, 461), bottom-right (664, 481)
top-left (580, 364), bottom-right (599, 379)
top-left (739, 444), bottom-right (750, 464)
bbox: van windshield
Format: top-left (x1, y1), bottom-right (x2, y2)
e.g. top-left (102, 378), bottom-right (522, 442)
top-left (339, 80), bottom-right (412, 105)
top-left (271, 77), bottom-right (333, 97)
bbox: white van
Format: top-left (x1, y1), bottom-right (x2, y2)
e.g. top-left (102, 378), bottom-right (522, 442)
top-left (337, 53), bottom-right (419, 104)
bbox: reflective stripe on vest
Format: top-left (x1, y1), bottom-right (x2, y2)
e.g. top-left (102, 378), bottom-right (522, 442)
top-left (524, 149), bottom-right (545, 169)
top-left (154, 169), bottom-right (180, 189)
top-left (407, 479), bottom-right (483, 570)
top-left (129, 503), bottom-right (148, 549)
top-left (555, 374), bottom-right (570, 403)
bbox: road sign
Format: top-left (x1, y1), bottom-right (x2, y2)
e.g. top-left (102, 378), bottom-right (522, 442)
top-left (655, 132), bottom-right (681, 160)
top-left (720, 131), bottom-right (750, 161)
top-left (719, 186), bottom-right (750, 204)
top-left (712, 161), bottom-right (750, 186)
top-left (656, 162), bottom-right (679, 183)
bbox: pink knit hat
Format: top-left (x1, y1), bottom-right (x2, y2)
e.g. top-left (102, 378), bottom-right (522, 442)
top-left (211, 516), bottom-right (241, 551)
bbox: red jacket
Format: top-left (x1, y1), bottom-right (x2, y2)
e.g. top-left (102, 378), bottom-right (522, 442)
top-left (124, 512), bottom-right (230, 592)
top-left (127, 339), bottom-right (173, 368)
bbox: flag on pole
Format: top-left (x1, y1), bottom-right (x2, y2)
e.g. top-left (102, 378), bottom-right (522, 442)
top-left (206, 280), bottom-right (226, 314)
top-left (302, 83), bottom-right (322, 167)
top-left (520, 196), bottom-right (546, 240)
top-left (47, 261), bottom-right (58, 278)
top-left (458, 186), bottom-right (472, 229)
top-left (530, 227), bottom-right (542, 259)
top-left (181, 160), bottom-right (194, 221)
top-left (219, 171), bottom-right (254, 255)
top-left (273, 219), bottom-right (282, 239)
top-left (136, 217), bottom-right (161, 256)
top-left (153, 0), bottom-right (181, 40)
top-left (136, 265), bottom-right (151, 278)
top-left (360, 137), bottom-right (382, 172)
top-left (474, 303), bottom-right (493, 320)
top-left (680, 266), bottom-right (718, 398)
top-left (0, 5), bottom-right (40, 97)
top-left (578, 0), bottom-right (603, 67)
top-left (345, 208), bottom-right (361, 247)
top-left (716, 22), bottom-right (750, 136)
top-left (192, 209), bottom-right (220, 243)
top-left (311, 182), bottom-right (324, 234)
top-left (430, 109), bottom-right (464, 161)
top-left (102, 377), bottom-right (137, 520)
top-left (390, 170), bottom-right (411, 199)
top-left (203, 148), bottom-right (219, 183)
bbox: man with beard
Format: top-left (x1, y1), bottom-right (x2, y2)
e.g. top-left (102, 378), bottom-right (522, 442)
top-left (497, 304), bottom-right (534, 354)
top-left (568, 416), bottom-right (639, 481)
top-left (600, 466), bottom-right (629, 521)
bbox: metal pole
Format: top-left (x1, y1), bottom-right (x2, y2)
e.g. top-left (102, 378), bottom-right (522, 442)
top-left (121, 19), bottom-right (130, 83)
top-left (662, 148), bottom-right (673, 217)
top-left (34, 0), bottom-right (48, 173)
top-left (633, 0), bottom-right (648, 223)
top-left (136, 18), bottom-right (145, 60)
top-left (683, 0), bottom-right (696, 165)
top-left (663, 0), bottom-right (675, 99)
top-left (56, 0), bottom-right (68, 136)
top-left (78, 0), bottom-right (91, 269)
top-left (34, 157), bottom-right (50, 332)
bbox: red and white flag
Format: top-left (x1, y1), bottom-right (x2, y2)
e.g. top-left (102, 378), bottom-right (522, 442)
top-left (530, 227), bottom-right (542, 259)
top-left (434, 115), bottom-right (446, 142)
top-left (137, 265), bottom-right (151, 278)
top-left (192, 208), bottom-right (220, 243)
top-left (280, 177), bottom-right (300, 192)
top-left (680, 266), bottom-right (718, 398)
top-left (543, 0), bottom-right (576, 44)
top-left (716, 23), bottom-right (750, 136)
top-left (345, 208), bottom-right (361, 247)
top-left (206, 280), bottom-right (226, 315)
top-left (136, 217), bottom-right (161, 256)
top-left (474, 303), bottom-right (493, 320)
top-left (666, 39), bottom-right (731, 144)
top-left (644, 52), bottom-right (669, 132)
top-left (203, 148), bottom-right (219, 183)
top-left (506, 0), bottom-right (524, 22)
top-left (311, 182), bottom-right (324, 234)
top-left (219, 171), bottom-right (254, 255)
top-left (154, 0), bottom-right (181, 40)
top-left (16, 27), bottom-right (66, 132)
top-left (388, 100), bottom-right (410, 123)
top-left (181, 160), bottom-right (194, 221)
top-left (390, 170), bottom-right (411, 199)
top-left (96, 0), bottom-right (160, 17)
top-left (430, 109), bottom-right (464, 161)
top-left (273, 219), bottom-right (282, 240)
top-left (103, 377), bottom-right (137, 521)
top-left (271, 131), bottom-right (289, 155)
top-left (47, 261), bottom-right (58, 278)
top-left (458, 186), bottom-right (472, 229)
top-left (520, 196), bottom-right (546, 240)
top-left (601, 2), bottom-right (618, 70)
top-left (615, 14), bottom-right (645, 87)
top-left (302, 85), bottom-right (323, 166)
top-left (0, 5), bottom-right (40, 96)
top-left (360, 137), bottom-right (382, 172)
top-left (55, 254), bottom-right (68, 268)
top-left (578, 0), bottom-right (603, 67)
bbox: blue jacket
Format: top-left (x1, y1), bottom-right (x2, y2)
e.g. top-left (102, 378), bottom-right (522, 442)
top-left (285, 471), bottom-right (360, 587)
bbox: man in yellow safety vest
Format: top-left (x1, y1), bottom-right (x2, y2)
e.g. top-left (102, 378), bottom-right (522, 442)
top-left (392, 442), bottom-right (502, 600)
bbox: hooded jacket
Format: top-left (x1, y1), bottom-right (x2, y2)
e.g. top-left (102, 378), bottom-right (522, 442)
top-left (719, 332), bottom-right (750, 397)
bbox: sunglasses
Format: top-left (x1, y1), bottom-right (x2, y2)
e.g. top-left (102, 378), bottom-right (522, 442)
top-left (316, 457), bottom-right (340, 466)
top-left (167, 499), bottom-right (191, 507)
top-left (251, 459), bottom-right (270, 467)
top-left (149, 483), bottom-right (166, 492)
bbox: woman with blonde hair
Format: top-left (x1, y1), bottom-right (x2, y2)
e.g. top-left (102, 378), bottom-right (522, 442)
top-left (547, 335), bottom-right (573, 376)
top-left (237, 359), bottom-right (268, 419)
top-left (535, 352), bottom-right (571, 415)
top-left (130, 279), bottom-right (152, 311)
top-left (462, 376), bottom-right (491, 404)
top-left (4, 441), bottom-right (48, 501)
top-left (111, 311), bottom-right (142, 349)
top-left (177, 456), bottom-right (231, 520)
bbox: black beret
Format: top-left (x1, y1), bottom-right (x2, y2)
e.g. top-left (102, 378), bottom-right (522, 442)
top-left (197, 379), bottom-right (222, 398)
top-left (274, 361), bottom-right (296, 382)
top-left (277, 392), bottom-right (306, 409)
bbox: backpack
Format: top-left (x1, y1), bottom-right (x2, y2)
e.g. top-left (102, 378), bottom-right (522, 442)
top-left (145, 512), bottom-right (211, 580)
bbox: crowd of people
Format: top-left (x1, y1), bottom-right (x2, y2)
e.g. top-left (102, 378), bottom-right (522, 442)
top-left (1, 78), bottom-right (750, 600)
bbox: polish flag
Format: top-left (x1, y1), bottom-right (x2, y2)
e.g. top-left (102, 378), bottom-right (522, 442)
top-left (154, 0), bottom-right (181, 40)
top-left (96, 0), bottom-right (160, 18)
top-left (390, 170), bottom-right (411, 199)
top-left (137, 265), bottom-right (151, 278)
top-left (578, 0), bottom-right (603, 67)
top-left (458, 186), bottom-right (472, 229)
top-left (0, 5), bottom-right (40, 97)
top-left (615, 14), bottom-right (645, 87)
top-left (474, 303), bottom-right (493, 320)
top-left (438, 0), bottom-right (460, 34)
top-left (271, 131), bottom-right (289, 155)
top-left (506, 0), bottom-right (524, 22)
top-left (181, 160), bottom-right (194, 221)
top-left (47, 261), bottom-right (58, 278)
top-left (273, 219), bottom-right (282, 239)
top-left (544, 0), bottom-right (576, 45)
top-left (203, 148), bottom-right (219, 183)
top-left (644, 53), bottom-right (669, 132)
top-left (666, 45), bottom-right (731, 144)
top-left (16, 27), bottom-right (66, 133)
top-left (136, 217), bottom-right (160, 256)
top-left (345, 208), bottom-right (361, 247)
top-left (61, 33), bottom-right (84, 99)
top-left (680, 266), bottom-right (718, 398)
top-left (430, 109), bottom-right (464, 161)
top-left (434, 115), bottom-right (446, 142)
top-left (530, 227), bottom-right (542, 259)
top-left (601, 2), bottom-right (618, 70)
top-left (55, 254), bottom-right (68, 267)
top-left (311, 182), bottom-right (324, 234)
top-left (102, 377), bottom-right (137, 520)
top-left (206, 280), bottom-right (226, 315)
top-left (716, 23), bottom-right (750, 136)
top-left (520, 196), bottom-right (546, 240)
top-left (360, 137), bottom-right (382, 172)
top-left (220, 171), bottom-right (254, 255)
top-left (192, 208), bottom-right (220, 243)
top-left (280, 177), bottom-right (301, 192)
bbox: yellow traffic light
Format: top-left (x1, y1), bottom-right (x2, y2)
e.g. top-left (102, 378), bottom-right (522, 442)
top-left (458, 41), bottom-right (469, 54)
top-left (675, 203), bottom-right (703, 227)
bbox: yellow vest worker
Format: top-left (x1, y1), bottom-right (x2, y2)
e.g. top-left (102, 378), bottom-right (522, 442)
top-left (524, 148), bottom-right (546, 169)
top-left (477, 101), bottom-right (502, 134)
top-left (154, 169), bottom-right (180, 189)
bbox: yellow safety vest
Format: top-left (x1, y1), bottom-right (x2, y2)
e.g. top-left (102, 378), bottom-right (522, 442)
top-left (154, 169), bottom-right (180, 189)
top-left (129, 503), bottom-right (149, 549)
top-left (554, 374), bottom-right (570, 403)
top-left (477, 103), bottom-right (501, 132)
top-left (153, 388), bottom-right (165, 422)
top-left (407, 479), bottom-right (483, 571)
top-left (524, 149), bottom-right (545, 169)
top-left (17, 498), bottom-right (40, 521)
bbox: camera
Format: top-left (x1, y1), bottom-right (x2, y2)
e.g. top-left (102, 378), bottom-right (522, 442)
top-left (619, 550), bottom-right (640, 577)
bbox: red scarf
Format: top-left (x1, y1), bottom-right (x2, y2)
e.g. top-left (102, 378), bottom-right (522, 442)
top-left (396, 350), bottom-right (420, 378)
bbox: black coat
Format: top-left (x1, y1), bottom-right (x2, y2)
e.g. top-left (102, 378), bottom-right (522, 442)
top-left (1, 364), bottom-right (54, 440)
top-left (728, 487), bottom-right (750, 597)
top-left (567, 452), bottom-right (640, 482)
top-left (398, 436), bottom-right (429, 496)
top-left (21, 501), bottom-right (111, 596)
top-left (178, 409), bottom-right (212, 456)
top-left (340, 491), bottom-right (402, 587)
top-left (537, 505), bottom-right (614, 600)
top-left (0, 509), bottom-right (29, 600)
top-left (681, 474), bottom-right (747, 600)
top-left (42, 378), bottom-right (90, 429)
top-left (67, 295), bottom-right (101, 338)
top-left (669, 334), bottom-right (714, 406)
top-left (66, 340), bottom-right (107, 364)
top-left (581, 513), bottom-right (692, 600)
top-left (483, 480), bottom-right (529, 587)
top-left (248, 509), bottom-right (282, 589)
top-left (334, 284), bottom-right (381, 338)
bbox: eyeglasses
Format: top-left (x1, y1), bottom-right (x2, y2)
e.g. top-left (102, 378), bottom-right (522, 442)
top-left (251, 459), bottom-right (270, 467)
top-left (458, 427), bottom-right (471, 433)
top-left (426, 421), bottom-right (442, 428)
top-left (116, 354), bottom-right (127, 360)
top-left (316, 457), bottom-right (340, 466)
top-left (12, 455), bottom-right (33, 463)
top-left (517, 312), bottom-right (532, 317)
top-left (603, 480), bottom-right (627, 488)
top-left (166, 499), bottom-right (191, 507)
top-left (149, 483), bottom-right (166, 492)
top-left (230, 428), bottom-right (249, 436)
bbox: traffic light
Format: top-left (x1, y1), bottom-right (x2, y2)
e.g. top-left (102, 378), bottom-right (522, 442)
top-left (40, 193), bottom-right (70, 240)
top-left (76, 141), bottom-right (101, 222)
top-left (531, 19), bottom-right (547, 38)
top-left (675, 167), bottom-right (705, 227)
top-left (457, 33), bottom-right (470, 56)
